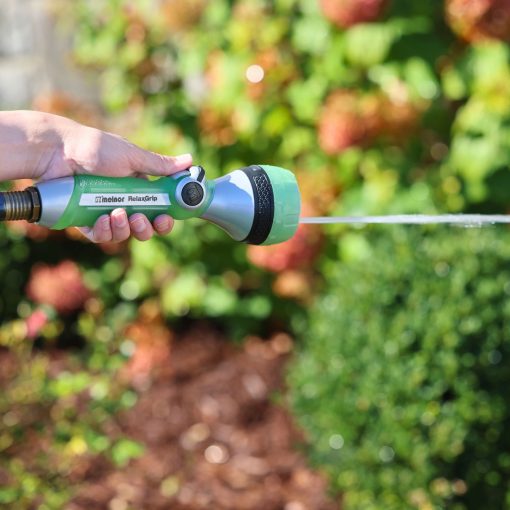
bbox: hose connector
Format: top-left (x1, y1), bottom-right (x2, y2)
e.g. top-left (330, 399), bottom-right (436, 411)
top-left (0, 187), bottom-right (41, 223)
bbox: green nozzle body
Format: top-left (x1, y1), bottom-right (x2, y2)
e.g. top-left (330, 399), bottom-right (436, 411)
top-left (47, 172), bottom-right (212, 230)
top-left (2, 165), bottom-right (301, 245)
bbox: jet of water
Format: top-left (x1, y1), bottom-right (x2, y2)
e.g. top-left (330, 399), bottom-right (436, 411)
top-left (300, 214), bottom-right (510, 227)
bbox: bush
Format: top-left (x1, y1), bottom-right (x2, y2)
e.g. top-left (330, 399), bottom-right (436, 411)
top-left (288, 226), bottom-right (510, 509)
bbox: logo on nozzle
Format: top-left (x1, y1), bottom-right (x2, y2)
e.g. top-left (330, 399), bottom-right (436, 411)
top-left (80, 193), bottom-right (171, 207)
top-left (95, 195), bottom-right (125, 204)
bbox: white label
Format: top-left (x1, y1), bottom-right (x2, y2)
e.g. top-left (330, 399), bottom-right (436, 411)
top-left (79, 193), bottom-right (171, 207)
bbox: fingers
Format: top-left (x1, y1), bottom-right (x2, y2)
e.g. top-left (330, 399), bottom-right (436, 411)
top-left (153, 214), bottom-right (174, 236)
top-left (79, 214), bottom-right (113, 243)
top-left (111, 209), bottom-right (130, 242)
top-left (129, 213), bottom-right (154, 241)
top-left (127, 214), bottom-right (175, 240)
top-left (131, 150), bottom-right (193, 177)
top-left (79, 212), bottom-right (174, 244)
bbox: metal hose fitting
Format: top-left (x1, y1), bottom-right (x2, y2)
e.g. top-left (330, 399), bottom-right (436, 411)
top-left (0, 187), bottom-right (41, 223)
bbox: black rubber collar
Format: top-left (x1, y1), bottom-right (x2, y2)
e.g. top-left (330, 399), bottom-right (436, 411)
top-left (0, 193), bottom-right (5, 221)
top-left (240, 165), bottom-right (275, 245)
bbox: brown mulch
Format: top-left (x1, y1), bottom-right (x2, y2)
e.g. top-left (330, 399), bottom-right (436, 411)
top-left (67, 325), bottom-right (340, 510)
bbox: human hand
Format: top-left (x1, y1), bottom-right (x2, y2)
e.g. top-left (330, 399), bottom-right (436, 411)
top-left (0, 111), bottom-right (192, 243)
top-left (46, 117), bottom-right (192, 243)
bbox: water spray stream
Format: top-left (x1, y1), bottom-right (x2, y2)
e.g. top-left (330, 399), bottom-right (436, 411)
top-left (300, 215), bottom-right (510, 227)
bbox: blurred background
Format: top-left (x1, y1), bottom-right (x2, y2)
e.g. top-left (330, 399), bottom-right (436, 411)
top-left (2, 0), bottom-right (510, 509)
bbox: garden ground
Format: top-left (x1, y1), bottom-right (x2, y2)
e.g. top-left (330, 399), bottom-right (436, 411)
top-left (47, 324), bottom-right (339, 510)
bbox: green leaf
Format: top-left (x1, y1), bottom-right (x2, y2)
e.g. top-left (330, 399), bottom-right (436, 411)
top-left (160, 271), bottom-right (207, 316)
top-left (404, 58), bottom-right (438, 100)
top-left (0, 488), bottom-right (18, 504)
top-left (442, 66), bottom-right (468, 100)
top-left (203, 284), bottom-right (237, 316)
top-left (450, 135), bottom-right (501, 184)
top-left (280, 126), bottom-right (316, 157)
top-left (292, 16), bottom-right (331, 55)
top-left (111, 439), bottom-right (145, 467)
top-left (48, 372), bottom-right (91, 398)
top-left (287, 77), bottom-right (327, 123)
top-left (262, 106), bottom-right (292, 136)
top-left (344, 24), bottom-right (394, 68)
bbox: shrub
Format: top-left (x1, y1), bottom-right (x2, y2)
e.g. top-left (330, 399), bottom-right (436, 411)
top-left (288, 226), bottom-right (510, 509)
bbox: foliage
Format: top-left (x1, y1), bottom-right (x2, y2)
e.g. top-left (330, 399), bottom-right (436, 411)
top-left (59, 0), bottom-right (510, 309)
top-left (3, 0), bottom-right (510, 506)
top-left (289, 226), bottom-right (510, 510)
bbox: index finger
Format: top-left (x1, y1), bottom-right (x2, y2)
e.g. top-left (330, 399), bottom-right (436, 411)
top-left (131, 151), bottom-right (193, 177)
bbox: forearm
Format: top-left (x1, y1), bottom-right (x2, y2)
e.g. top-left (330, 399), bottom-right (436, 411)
top-left (0, 110), bottom-right (75, 181)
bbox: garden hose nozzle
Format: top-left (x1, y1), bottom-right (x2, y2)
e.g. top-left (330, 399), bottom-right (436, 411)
top-left (0, 165), bottom-right (301, 245)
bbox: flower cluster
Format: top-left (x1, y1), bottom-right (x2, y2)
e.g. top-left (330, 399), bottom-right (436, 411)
top-left (26, 261), bottom-right (91, 314)
top-left (446, 0), bottom-right (510, 42)
top-left (320, 0), bottom-right (388, 29)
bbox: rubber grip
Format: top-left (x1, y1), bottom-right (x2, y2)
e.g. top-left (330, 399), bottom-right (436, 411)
top-left (51, 174), bottom-right (211, 229)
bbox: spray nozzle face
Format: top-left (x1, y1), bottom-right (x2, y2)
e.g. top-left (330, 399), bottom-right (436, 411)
top-left (201, 165), bottom-right (301, 245)
top-left (257, 165), bottom-right (301, 245)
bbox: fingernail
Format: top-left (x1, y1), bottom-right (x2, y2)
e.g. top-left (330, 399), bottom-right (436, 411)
top-left (131, 217), bottom-right (146, 233)
top-left (112, 209), bottom-right (127, 228)
top-left (175, 153), bottom-right (192, 164)
top-left (155, 218), bottom-right (171, 231)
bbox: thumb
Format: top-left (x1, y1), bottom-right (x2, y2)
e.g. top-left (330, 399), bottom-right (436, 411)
top-left (131, 149), bottom-right (193, 177)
